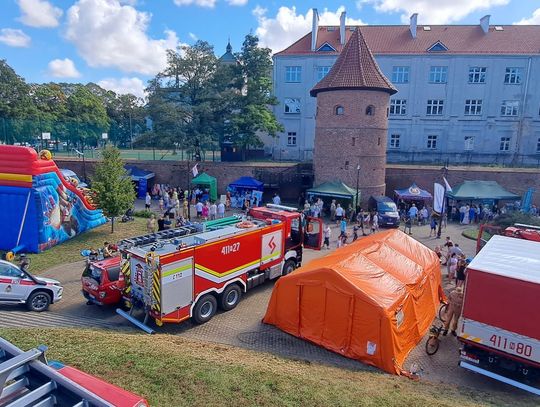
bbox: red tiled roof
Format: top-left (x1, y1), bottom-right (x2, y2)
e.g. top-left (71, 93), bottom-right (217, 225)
top-left (276, 25), bottom-right (540, 56)
top-left (310, 28), bottom-right (397, 96)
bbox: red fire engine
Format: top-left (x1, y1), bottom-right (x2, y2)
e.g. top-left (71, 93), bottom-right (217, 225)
top-left (476, 223), bottom-right (540, 253)
top-left (117, 206), bottom-right (322, 333)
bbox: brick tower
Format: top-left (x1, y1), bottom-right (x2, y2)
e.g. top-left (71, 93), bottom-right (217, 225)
top-left (310, 27), bottom-right (397, 204)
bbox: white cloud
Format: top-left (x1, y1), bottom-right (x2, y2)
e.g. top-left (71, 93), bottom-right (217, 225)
top-left (227, 0), bottom-right (248, 5)
top-left (98, 77), bottom-right (146, 99)
top-left (65, 0), bottom-right (181, 75)
top-left (173, 0), bottom-right (217, 7)
top-left (362, 0), bottom-right (510, 24)
top-left (514, 8), bottom-right (540, 25)
top-left (253, 6), bottom-right (365, 53)
top-left (47, 58), bottom-right (81, 78)
top-left (189, 32), bottom-right (198, 41)
top-left (17, 0), bottom-right (63, 28)
top-left (0, 28), bottom-right (31, 47)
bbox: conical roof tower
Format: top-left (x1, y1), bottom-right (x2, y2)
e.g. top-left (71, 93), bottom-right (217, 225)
top-left (311, 27), bottom-right (396, 96)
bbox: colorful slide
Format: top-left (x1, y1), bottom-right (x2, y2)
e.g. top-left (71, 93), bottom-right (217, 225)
top-left (0, 145), bottom-right (106, 253)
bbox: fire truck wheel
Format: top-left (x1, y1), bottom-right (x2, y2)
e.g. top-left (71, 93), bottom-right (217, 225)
top-left (282, 259), bottom-right (296, 276)
top-left (220, 284), bottom-right (242, 311)
top-left (192, 294), bottom-right (217, 324)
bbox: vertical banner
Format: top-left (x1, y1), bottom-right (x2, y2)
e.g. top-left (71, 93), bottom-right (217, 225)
top-left (433, 183), bottom-right (445, 214)
top-left (521, 188), bottom-right (535, 213)
top-left (138, 178), bottom-right (147, 199)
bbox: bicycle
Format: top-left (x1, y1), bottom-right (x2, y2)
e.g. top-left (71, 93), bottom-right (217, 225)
top-left (438, 302), bottom-right (448, 322)
top-left (425, 321), bottom-right (445, 355)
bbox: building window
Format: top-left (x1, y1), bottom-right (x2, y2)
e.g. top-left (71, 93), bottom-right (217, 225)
top-left (317, 66), bottom-right (331, 80)
top-left (429, 66), bottom-right (448, 83)
top-left (504, 67), bottom-right (523, 84)
top-left (500, 137), bottom-right (510, 151)
top-left (389, 99), bottom-right (407, 115)
top-left (537, 138), bottom-right (540, 153)
top-left (335, 105), bottom-right (344, 115)
top-left (468, 67), bottom-right (486, 83)
top-left (427, 135), bottom-right (437, 149)
top-left (391, 66), bottom-right (409, 83)
top-left (464, 99), bottom-right (482, 116)
top-left (389, 134), bottom-right (400, 149)
top-left (287, 132), bottom-right (297, 146)
top-left (464, 136), bottom-right (474, 151)
top-left (284, 98), bottom-right (300, 114)
top-left (500, 100), bottom-right (519, 117)
top-left (285, 66), bottom-right (302, 83)
top-left (426, 100), bottom-right (444, 115)
top-left (366, 105), bottom-right (375, 116)
top-left (352, 137), bottom-right (355, 146)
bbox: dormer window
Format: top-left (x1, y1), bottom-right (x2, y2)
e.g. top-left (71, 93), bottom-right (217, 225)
top-left (317, 42), bottom-right (337, 52)
top-left (366, 105), bottom-right (375, 116)
top-left (427, 41), bottom-right (449, 52)
top-left (335, 106), bottom-right (344, 115)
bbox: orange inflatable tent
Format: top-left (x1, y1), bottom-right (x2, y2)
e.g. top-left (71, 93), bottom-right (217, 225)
top-left (263, 229), bottom-right (444, 374)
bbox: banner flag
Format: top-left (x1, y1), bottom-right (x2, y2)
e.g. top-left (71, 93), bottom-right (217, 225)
top-left (433, 183), bottom-right (445, 214)
top-left (191, 163), bottom-right (198, 178)
top-left (443, 177), bottom-right (453, 193)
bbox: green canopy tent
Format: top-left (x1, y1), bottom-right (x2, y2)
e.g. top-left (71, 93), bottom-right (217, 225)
top-left (307, 181), bottom-right (358, 208)
top-left (191, 172), bottom-right (218, 202)
top-left (447, 180), bottom-right (519, 201)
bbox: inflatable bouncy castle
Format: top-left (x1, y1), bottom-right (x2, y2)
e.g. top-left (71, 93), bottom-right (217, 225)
top-left (0, 145), bottom-right (106, 253)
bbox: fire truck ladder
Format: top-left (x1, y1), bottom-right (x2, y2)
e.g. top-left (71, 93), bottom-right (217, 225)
top-left (0, 337), bottom-right (114, 406)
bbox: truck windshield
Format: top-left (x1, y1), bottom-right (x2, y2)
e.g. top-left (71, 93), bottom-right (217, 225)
top-left (83, 265), bottom-right (103, 284)
top-left (378, 202), bottom-right (398, 213)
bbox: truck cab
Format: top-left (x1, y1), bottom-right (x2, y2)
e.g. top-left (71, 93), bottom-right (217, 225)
top-left (81, 256), bottom-right (122, 306)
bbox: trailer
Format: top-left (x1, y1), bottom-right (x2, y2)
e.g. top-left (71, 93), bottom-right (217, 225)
top-left (117, 207), bottom-right (322, 332)
top-left (0, 337), bottom-right (147, 406)
top-left (458, 235), bottom-right (540, 395)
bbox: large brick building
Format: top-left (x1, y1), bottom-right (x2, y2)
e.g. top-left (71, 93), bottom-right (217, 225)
top-left (270, 10), bottom-right (540, 166)
top-left (311, 27), bottom-right (396, 200)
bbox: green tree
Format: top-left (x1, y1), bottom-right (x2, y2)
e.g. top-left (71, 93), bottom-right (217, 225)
top-left (91, 145), bottom-right (135, 232)
top-left (29, 83), bottom-right (68, 149)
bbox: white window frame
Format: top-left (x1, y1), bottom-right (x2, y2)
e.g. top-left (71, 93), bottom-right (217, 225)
top-left (317, 66), bottom-right (331, 80)
top-left (499, 137), bottom-right (511, 152)
top-left (468, 67), bottom-right (486, 84)
top-left (500, 100), bottom-right (519, 117)
top-left (427, 135), bottom-right (438, 149)
top-left (464, 99), bottom-right (482, 116)
top-left (426, 100), bottom-right (444, 116)
top-left (391, 66), bottom-right (410, 84)
top-left (287, 132), bottom-right (297, 146)
top-left (464, 136), bottom-right (474, 151)
top-left (389, 134), bottom-right (401, 149)
top-left (504, 67), bottom-right (523, 85)
top-left (429, 66), bottom-right (448, 83)
top-left (284, 98), bottom-right (301, 114)
top-left (285, 66), bottom-right (302, 83)
top-left (389, 99), bottom-right (407, 115)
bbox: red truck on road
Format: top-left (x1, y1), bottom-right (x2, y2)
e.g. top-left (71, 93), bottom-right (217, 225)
top-left (459, 235), bottom-right (540, 395)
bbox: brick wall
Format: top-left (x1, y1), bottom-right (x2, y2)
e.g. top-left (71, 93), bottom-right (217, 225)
top-left (313, 89), bottom-right (390, 202)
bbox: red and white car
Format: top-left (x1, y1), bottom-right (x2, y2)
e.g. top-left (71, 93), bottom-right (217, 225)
top-left (0, 259), bottom-right (63, 311)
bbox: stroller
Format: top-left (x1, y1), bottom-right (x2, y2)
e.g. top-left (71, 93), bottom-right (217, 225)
top-left (121, 208), bottom-right (135, 223)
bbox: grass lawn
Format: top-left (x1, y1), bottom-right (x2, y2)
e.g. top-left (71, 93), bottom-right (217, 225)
top-left (23, 218), bottom-right (147, 274)
top-left (0, 328), bottom-right (534, 407)
top-left (462, 228), bottom-right (480, 240)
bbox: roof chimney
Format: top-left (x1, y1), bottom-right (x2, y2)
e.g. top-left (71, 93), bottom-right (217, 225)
top-left (311, 8), bottom-right (319, 51)
top-left (410, 13), bottom-right (418, 39)
top-left (339, 11), bottom-right (346, 45)
top-left (480, 15), bottom-right (490, 34)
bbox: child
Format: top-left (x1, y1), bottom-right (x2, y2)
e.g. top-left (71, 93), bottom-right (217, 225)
top-left (429, 217), bottom-right (437, 237)
top-left (323, 224), bottom-right (331, 249)
top-left (158, 197), bottom-right (164, 212)
top-left (448, 253), bottom-right (458, 281)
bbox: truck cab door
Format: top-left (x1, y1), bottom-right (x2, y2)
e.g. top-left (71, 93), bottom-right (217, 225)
top-left (304, 217), bottom-right (323, 250)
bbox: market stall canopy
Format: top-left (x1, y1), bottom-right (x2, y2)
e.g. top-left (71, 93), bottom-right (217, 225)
top-left (307, 181), bottom-right (358, 206)
top-left (394, 183), bottom-right (432, 200)
top-left (191, 172), bottom-right (217, 201)
top-left (124, 165), bottom-right (155, 181)
top-left (447, 180), bottom-right (519, 201)
top-left (263, 229), bottom-right (443, 374)
top-left (228, 176), bottom-right (264, 191)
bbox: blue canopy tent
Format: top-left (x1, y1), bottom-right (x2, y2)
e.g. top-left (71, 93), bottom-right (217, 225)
top-left (125, 165), bottom-right (155, 199)
top-left (227, 176), bottom-right (264, 208)
top-left (394, 183), bottom-right (432, 201)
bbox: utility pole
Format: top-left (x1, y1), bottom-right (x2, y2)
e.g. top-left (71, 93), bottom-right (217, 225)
top-left (355, 164), bottom-right (360, 212)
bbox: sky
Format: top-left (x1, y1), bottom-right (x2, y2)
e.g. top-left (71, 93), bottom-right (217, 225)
top-left (1, 0), bottom-right (539, 99)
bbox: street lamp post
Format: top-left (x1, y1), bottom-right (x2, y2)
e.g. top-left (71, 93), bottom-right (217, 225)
top-left (355, 164), bottom-right (361, 213)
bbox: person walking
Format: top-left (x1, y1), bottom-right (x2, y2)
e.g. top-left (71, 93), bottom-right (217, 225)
top-left (443, 286), bottom-right (464, 336)
top-left (323, 224), bottom-right (331, 249)
top-left (335, 204), bottom-right (344, 224)
top-left (429, 216), bottom-right (437, 237)
top-left (330, 199), bottom-right (336, 222)
top-left (272, 193), bottom-right (281, 205)
top-left (201, 201), bottom-right (209, 220)
top-left (217, 201), bottom-right (225, 218)
top-left (371, 212), bottom-right (379, 234)
top-left (408, 204), bottom-right (418, 225)
top-left (404, 215), bottom-right (412, 235)
top-left (145, 192), bottom-right (152, 211)
top-left (209, 201), bottom-right (217, 220)
top-left (195, 200), bottom-right (203, 219)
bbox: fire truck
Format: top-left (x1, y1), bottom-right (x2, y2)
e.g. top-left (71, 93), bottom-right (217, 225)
top-left (459, 235), bottom-right (540, 395)
top-left (476, 223), bottom-right (540, 253)
top-left (117, 205), bottom-right (322, 333)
